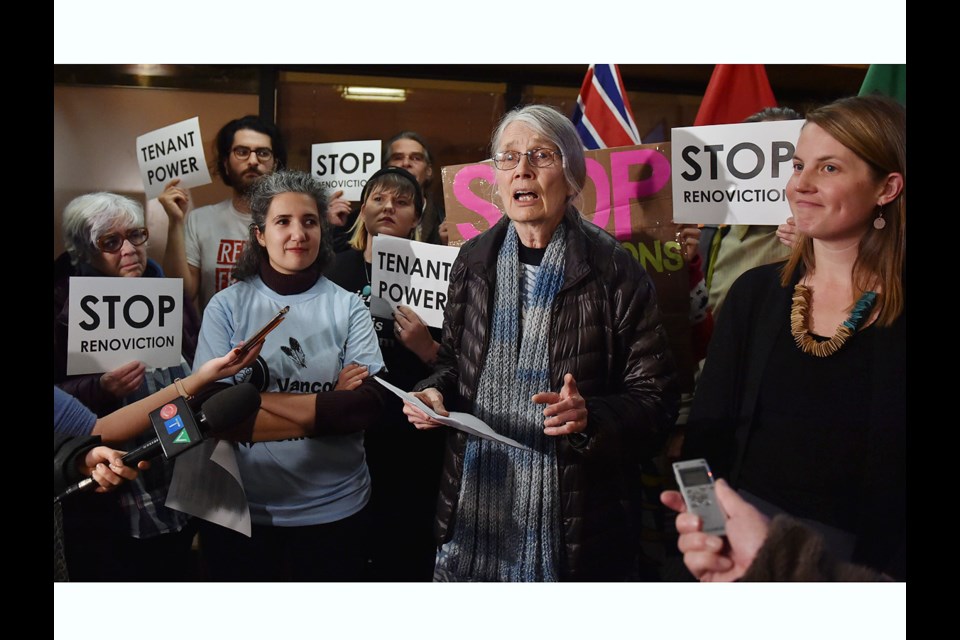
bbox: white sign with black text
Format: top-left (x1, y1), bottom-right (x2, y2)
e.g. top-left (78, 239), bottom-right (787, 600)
top-left (671, 119), bottom-right (804, 225)
top-left (136, 117), bottom-right (212, 200)
top-left (311, 140), bottom-right (381, 201)
top-left (67, 277), bottom-right (184, 375)
top-left (371, 235), bottom-right (460, 329)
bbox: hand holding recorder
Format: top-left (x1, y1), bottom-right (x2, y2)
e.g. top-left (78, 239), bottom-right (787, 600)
top-left (661, 473), bottom-right (770, 582)
top-left (671, 458), bottom-right (726, 535)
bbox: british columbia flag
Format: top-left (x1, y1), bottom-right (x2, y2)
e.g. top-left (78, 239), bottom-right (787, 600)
top-left (571, 64), bottom-right (642, 149)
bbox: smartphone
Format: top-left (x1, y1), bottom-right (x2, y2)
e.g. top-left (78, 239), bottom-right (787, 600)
top-left (672, 458), bottom-right (726, 536)
top-left (238, 305), bottom-right (289, 355)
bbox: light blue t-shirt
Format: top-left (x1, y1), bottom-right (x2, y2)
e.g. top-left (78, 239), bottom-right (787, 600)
top-left (194, 275), bottom-right (385, 527)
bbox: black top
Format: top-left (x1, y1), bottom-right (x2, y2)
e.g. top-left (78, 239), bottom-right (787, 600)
top-left (325, 249), bottom-right (445, 516)
top-left (739, 316), bottom-right (877, 532)
top-left (517, 243), bottom-right (546, 266)
top-left (683, 263), bottom-right (906, 579)
top-left (326, 249), bottom-right (442, 392)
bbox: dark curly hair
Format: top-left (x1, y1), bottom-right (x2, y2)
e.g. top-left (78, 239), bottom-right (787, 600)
top-left (232, 171), bottom-right (335, 281)
top-left (214, 115), bottom-right (287, 187)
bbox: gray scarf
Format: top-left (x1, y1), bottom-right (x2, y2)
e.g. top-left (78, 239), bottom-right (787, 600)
top-left (435, 222), bottom-right (566, 581)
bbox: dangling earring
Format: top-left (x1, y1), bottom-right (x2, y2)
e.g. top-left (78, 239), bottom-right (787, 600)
top-left (873, 204), bottom-right (886, 230)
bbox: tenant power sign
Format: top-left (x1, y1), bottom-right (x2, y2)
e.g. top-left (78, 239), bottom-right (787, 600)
top-left (67, 277), bottom-right (184, 375)
top-left (371, 236), bottom-right (460, 329)
top-left (311, 140), bottom-right (381, 201)
top-left (671, 119), bottom-right (804, 225)
top-left (136, 117), bottom-right (212, 200)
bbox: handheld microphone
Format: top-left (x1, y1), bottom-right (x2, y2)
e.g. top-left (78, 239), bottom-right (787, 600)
top-left (120, 383), bottom-right (261, 466)
top-left (54, 383), bottom-right (260, 504)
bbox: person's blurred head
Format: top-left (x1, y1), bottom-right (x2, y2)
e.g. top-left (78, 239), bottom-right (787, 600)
top-left (743, 106), bottom-right (802, 123)
top-left (62, 192), bottom-right (148, 277)
top-left (384, 131), bottom-right (434, 189)
top-left (349, 166), bottom-right (423, 253)
top-left (783, 94), bottom-right (905, 325)
top-left (233, 171), bottom-right (334, 280)
top-left (214, 116), bottom-right (287, 195)
top-left (490, 104), bottom-right (586, 231)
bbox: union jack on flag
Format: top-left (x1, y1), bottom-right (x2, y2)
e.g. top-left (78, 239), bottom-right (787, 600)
top-left (571, 64), bottom-right (641, 150)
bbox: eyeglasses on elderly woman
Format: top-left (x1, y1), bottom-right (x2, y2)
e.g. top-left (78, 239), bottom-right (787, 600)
top-left (96, 227), bottom-right (149, 253)
top-left (492, 148), bottom-right (562, 171)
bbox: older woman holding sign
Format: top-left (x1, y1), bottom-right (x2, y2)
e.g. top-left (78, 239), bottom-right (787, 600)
top-left (53, 192), bottom-right (202, 581)
top-left (326, 166), bottom-right (445, 580)
top-left (54, 193), bottom-right (201, 410)
top-left (403, 104), bottom-right (678, 581)
top-left (680, 95), bottom-right (906, 580)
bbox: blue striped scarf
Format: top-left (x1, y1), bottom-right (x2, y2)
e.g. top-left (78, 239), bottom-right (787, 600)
top-left (435, 222), bottom-right (566, 581)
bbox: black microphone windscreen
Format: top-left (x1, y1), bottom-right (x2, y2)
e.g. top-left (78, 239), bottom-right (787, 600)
top-left (200, 383), bottom-right (261, 433)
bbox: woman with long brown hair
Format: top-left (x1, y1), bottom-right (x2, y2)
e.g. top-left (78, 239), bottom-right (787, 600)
top-left (682, 94), bottom-right (906, 579)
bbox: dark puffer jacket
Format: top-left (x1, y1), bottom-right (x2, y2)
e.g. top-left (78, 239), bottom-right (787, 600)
top-left (415, 211), bottom-right (678, 580)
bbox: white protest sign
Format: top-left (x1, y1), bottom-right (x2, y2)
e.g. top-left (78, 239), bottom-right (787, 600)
top-left (311, 140), bottom-right (381, 201)
top-left (67, 277), bottom-right (184, 375)
top-left (371, 235), bottom-right (460, 329)
top-left (136, 117), bottom-right (212, 200)
top-left (671, 119), bottom-right (804, 225)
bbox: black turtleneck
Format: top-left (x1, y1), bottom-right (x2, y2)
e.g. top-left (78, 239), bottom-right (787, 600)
top-left (257, 255), bottom-right (322, 295)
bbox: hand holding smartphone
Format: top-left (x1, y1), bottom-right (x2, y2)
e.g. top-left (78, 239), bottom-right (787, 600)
top-left (238, 306), bottom-right (289, 355)
top-left (672, 458), bottom-right (727, 536)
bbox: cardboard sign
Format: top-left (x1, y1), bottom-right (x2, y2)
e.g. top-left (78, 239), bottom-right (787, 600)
top-left (311, 140), bottom-right (381, 201)
top-left (671, 119), bottom-right (804, 225)
top-left (371, 235), bottom-right (460, 329)
top-left (442, 142), bottom-right (696, 391)
top-left (67, 277), bottom-right (184, 375)
top-left (136, 117), bottom-right (212, 200)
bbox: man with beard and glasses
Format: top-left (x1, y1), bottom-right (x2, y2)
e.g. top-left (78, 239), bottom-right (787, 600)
top-left (159, 115), bottom-right (287, 313)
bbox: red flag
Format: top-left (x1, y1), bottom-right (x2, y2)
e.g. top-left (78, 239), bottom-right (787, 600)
top-left (694, 65), bottom-right (778, 126)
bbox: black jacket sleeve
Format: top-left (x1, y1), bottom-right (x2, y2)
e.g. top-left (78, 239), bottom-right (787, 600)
top-left (53, 432), bottom-right (101, 497)
top-left (682, 266), bottom-right (765, 477)
top-left (577, 253), bottom-right (679, 463)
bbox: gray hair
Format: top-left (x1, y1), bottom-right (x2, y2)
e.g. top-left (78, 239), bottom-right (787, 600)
top-left (248, 170), bottom-right (328, 230)
top-left (232, 170), bottom-right (335, 281)
top-left (62, 192), bottom-right (144, 266)
top-left (490, 104), bottom-right (587, 201)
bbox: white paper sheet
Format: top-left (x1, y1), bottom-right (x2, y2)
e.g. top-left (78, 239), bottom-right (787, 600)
top-left (368, 294), bottom-right (394, 319)
top-left (166, 439), bottom-right (252, 536)
top-left (374, 376), bottom-right (531, 451)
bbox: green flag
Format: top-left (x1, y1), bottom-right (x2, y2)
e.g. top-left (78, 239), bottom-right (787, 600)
top-left (859, 64), bottom-right (906, 105)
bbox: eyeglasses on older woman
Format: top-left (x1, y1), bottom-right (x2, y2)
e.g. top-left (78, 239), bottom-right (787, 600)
top-left (96, 227), bottom-right (149, 253)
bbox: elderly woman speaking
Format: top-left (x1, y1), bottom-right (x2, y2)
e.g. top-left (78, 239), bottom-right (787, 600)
top-left (403, 104), bottom-right (677, 581)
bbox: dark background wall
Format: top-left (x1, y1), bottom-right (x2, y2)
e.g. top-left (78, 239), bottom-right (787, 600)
top-left (53, 64), bottom-right (871, 262)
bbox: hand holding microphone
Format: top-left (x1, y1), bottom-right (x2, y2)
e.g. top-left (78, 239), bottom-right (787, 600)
top-left (55, 384), bottom-right (261, 503)
top-left (79, 446), bottom-right (149, 493)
